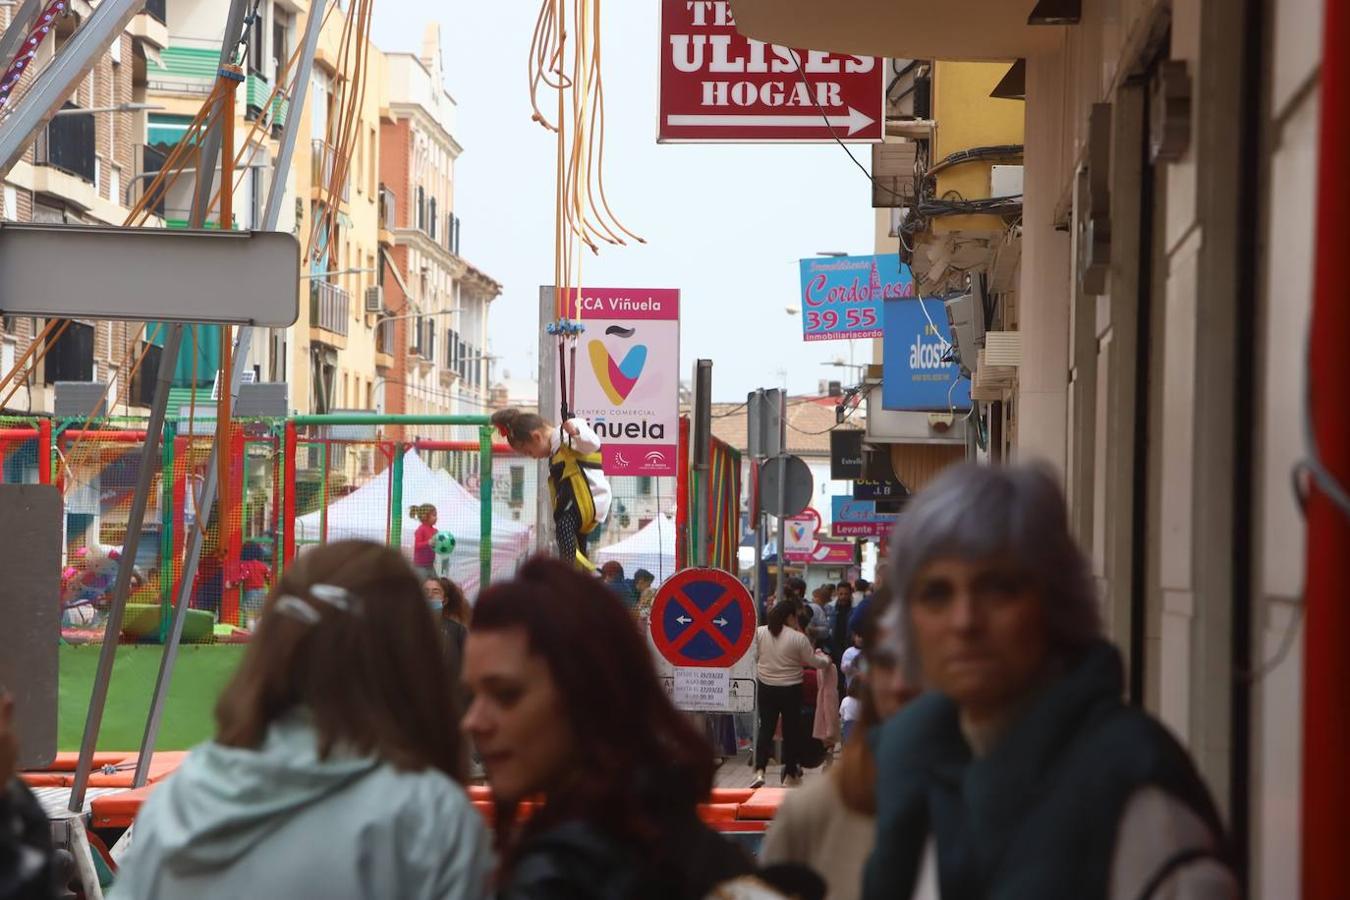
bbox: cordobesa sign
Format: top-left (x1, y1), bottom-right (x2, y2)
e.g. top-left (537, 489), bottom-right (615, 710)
top-left (658, 0), bottom-right (885, 143)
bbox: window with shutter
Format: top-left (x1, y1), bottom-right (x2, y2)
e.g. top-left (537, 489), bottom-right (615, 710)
top-left (44, 320), bottom-right (94, 384)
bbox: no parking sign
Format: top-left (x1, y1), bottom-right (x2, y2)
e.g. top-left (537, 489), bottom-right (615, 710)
top-left (649, 568), bottom-right (756, 712)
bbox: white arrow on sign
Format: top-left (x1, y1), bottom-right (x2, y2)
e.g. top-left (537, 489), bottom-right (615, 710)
top-left (666, 106), bottom-right (876, 136)
top-left (676, 615), bottom-right (692, 625)
top-left (714, 617), bottom-right (730, 627)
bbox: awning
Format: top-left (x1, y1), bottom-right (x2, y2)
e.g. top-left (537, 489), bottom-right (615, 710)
top-left (146, 113), bottom-right (196, 148)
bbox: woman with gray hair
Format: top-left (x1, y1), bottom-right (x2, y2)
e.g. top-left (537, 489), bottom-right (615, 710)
top-left (863, 464), bottom-right (1235, 900)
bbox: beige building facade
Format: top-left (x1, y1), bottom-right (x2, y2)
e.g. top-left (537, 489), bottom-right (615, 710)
top-left (735, 0), bottom-right (1319, 894)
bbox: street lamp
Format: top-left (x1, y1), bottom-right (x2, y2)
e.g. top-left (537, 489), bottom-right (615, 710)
top-left (814, 251), bottom-right (848, 257)
top-left (54, 102), bottom-right (163, 116)
top-left (373, 308), bottom-right (464, 324)
top-left (302, 266), bottom-right (378, 279)
top-left (123, 157), bottom-right (271, 206)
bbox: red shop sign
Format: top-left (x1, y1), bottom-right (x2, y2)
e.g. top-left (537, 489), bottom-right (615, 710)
top-left (658, 0), bottom-right (885, 143)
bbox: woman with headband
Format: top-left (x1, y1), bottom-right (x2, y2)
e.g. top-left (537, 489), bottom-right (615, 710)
top-left (112, 541), bottom-right (491, 900)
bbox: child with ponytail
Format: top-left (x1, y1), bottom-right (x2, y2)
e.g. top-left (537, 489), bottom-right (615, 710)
top-left (490, 408), bottom-right (611, 570)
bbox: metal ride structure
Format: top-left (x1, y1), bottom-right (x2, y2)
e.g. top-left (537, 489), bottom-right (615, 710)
top-left (0, 0), bottom-right (334, 881)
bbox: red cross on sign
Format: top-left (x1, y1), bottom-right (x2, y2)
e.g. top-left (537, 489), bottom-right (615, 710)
top-left (650, 568), bottom-right (756, 668)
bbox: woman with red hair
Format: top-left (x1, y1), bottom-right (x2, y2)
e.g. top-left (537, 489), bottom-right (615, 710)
top-left (462, 557), bottom-right (752, 898)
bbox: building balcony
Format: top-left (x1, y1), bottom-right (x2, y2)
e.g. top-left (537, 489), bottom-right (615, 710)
top-left (730, 0), bottom-right (1060, 60)
top-left (129, 0), bottom-right (169, 51)
top-left (310, 280), bottom-right (350, 337)
top-left (311, 140), bottom-right (350, 203)
top-left (34, 105), bottom-right (96, 186)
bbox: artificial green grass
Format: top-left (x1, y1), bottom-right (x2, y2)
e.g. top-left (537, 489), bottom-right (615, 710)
top-left (58, 643), bottom-right (247, 751)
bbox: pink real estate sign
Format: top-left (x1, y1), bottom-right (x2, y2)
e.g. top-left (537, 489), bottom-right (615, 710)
top-left (565, 287), bottom-right (681, 477)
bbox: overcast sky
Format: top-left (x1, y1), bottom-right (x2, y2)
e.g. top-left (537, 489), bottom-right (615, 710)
top-left (370, 2), bottom-right (876, 402)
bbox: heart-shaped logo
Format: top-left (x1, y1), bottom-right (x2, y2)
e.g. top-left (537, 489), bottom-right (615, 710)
top-left (589, 338), bottom-right (647, 405)
top-left (791, 523), bottom-right (809, 542)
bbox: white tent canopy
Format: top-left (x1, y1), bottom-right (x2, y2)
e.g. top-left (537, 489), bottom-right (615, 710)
top-left (293, 448), bottom-right (533, 596)
top-left (593, 514), bottom-right (677, 585)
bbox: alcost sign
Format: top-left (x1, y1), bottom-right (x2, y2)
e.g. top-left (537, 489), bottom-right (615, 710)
top-left (658, 0), bottom-right (884, 143)
top-left (800, 253), bottom-right (911, 342)
top-left (567, 288), bottom-right (680, 477)
top-left (881, 295), bottom-right (972, 412)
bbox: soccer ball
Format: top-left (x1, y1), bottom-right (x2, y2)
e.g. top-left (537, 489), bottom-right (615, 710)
top-left (432, 531), bottom-right (456, 556)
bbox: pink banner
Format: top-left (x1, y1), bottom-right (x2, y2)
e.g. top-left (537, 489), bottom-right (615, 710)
top-left (569, 287), bottom-right (681, 477)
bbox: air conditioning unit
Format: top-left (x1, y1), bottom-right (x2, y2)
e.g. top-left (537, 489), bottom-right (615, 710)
top-left (364, 285), bottom-right (384, 313)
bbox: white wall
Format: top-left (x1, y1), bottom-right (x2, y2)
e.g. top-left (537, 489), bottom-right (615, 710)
top-left (1015, 52), bottom-right (1071, 475)
top-left (1251, 0), bottom-right (1321, 894)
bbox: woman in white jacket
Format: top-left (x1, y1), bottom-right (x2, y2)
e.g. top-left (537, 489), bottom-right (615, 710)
top-left (751, 600), bottom-right (829, 789)
top-left (112, 541), bottom-right (492, 900)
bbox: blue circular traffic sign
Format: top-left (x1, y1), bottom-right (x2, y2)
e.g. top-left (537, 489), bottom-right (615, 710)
top-left (650, 568), bottom-right (755, 668)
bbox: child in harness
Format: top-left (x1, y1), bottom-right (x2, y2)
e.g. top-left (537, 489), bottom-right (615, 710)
top-left (490, 408), bottom-right (611, 571)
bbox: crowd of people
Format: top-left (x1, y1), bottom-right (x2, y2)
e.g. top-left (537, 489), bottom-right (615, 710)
top-left (1, 463), bottom-right (1239, 899)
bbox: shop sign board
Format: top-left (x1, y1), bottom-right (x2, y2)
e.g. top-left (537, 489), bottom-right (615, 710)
top-left (799, 254), bottom-right (912, 342)
top-left (658, 0), bottom-right (884, 143)
top-left (882, 294), bottom-right (972, 411)
top-left (831, 496), bottom-right (898, 538)
top-left (564, 287), bottom-right (680, 476)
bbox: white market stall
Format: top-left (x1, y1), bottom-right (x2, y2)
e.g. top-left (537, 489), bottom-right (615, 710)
top-left (593, 513), bottom-right (677, 585)
top-left (293, 448), bottom-right (533, 596)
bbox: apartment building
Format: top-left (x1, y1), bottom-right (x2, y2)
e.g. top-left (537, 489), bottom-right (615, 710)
top-left (0, 0), bottom-right (170, 415)
top-left (378, 25), bottom-right (500, 421)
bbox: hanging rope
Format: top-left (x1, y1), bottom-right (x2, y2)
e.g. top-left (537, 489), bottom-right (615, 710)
top-left (529, 0), bottom-right (643, 422)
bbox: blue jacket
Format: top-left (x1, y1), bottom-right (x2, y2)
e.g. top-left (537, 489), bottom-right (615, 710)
top-left (112, 711), bottom-right (492, 900)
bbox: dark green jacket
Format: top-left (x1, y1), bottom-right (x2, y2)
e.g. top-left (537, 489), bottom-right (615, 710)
top-left (863, 640), bottom-right (1226, 899)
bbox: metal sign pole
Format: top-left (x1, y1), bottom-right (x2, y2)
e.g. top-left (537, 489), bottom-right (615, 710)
top-left (692, 360), bottom-right (713, 567)
top-left (775, 392), bottom-right (787, 608)
top-left (132, 0), bottom-right (328, 787)
top-left (536, 287), bottom-right (557, 555)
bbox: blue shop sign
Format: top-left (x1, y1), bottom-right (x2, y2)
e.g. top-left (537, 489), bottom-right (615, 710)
top-left (881, 296), bottom-right (971, 411)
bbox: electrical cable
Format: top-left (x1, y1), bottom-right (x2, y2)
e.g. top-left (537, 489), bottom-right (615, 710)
top-left (925, 144), bottom-right (1024, 178)
top-left (787, 51), bottom-right (910, 203)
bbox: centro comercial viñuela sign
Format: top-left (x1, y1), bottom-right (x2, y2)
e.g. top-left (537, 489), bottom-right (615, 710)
top-left (658, 0), bottom-right (884, 143)
top-left (563, 287), bottom-right (680, 477)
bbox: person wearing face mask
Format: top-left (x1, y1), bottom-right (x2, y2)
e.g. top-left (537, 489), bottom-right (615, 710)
top-left (864, 465), bottom-right (1236, 900)
top-left (461, 557), bottom-right (754, 899)
top-left (425, 577), bottom-right (470, 669)
top-left (759, 589), bottom-right (918, 900)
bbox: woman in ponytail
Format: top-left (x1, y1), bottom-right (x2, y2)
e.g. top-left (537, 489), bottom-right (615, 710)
top-left (491, 408), bottom-right (611, 571)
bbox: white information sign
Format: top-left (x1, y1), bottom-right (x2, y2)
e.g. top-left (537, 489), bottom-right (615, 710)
top-left (674, 667), bottom-right (731, 711)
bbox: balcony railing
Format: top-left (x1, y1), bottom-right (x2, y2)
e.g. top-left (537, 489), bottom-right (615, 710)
top-left (35, 104), bottom-right (96, 184)
top-left (145, 0), bottom-right (166, 25)
top-left (310, 280), bottom-right (349, 337)
top-left (311, 140), bottom-right (350, 202)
